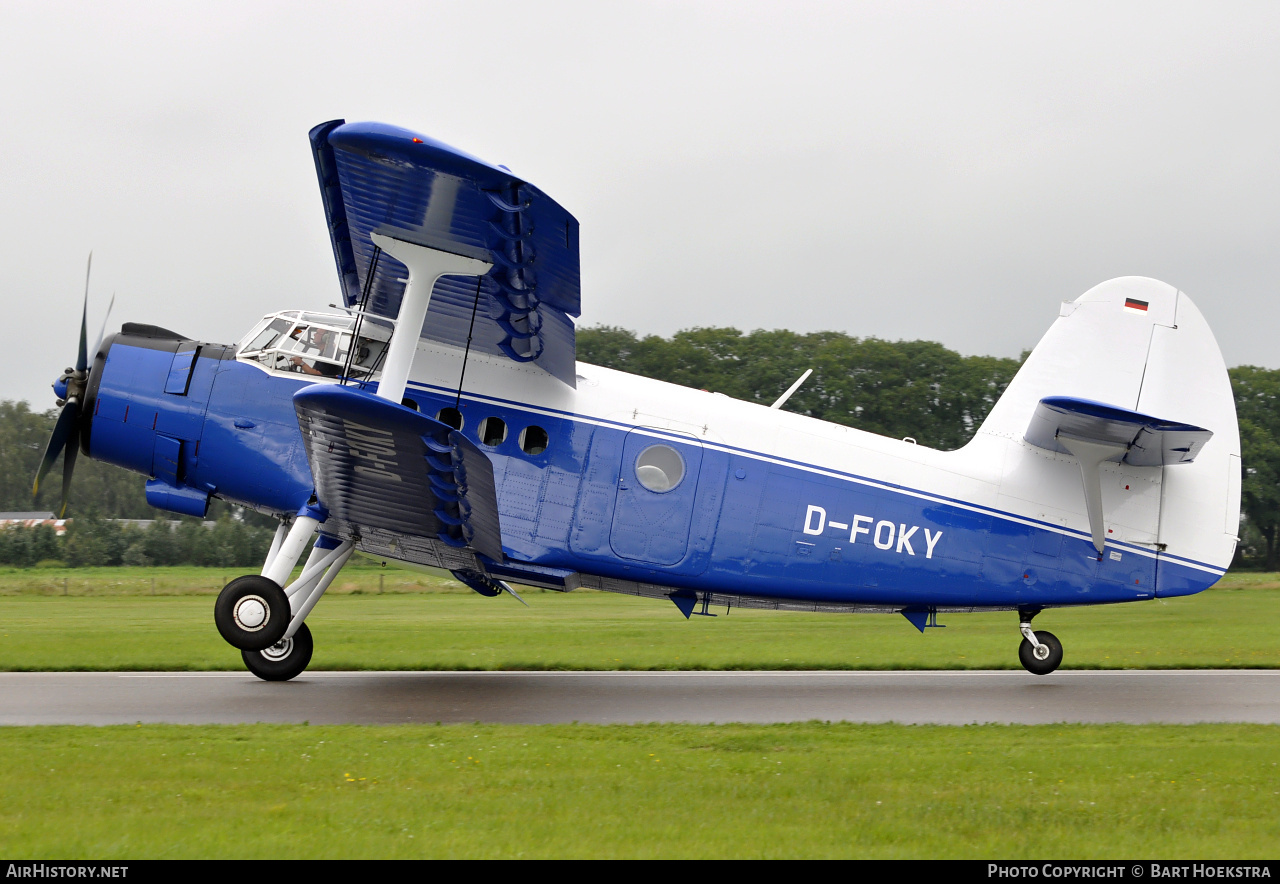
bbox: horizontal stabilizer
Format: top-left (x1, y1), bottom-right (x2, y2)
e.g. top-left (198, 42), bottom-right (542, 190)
top-left (309, 120), bottom-right (580, 386)
top-left (1025, 396), bottom-right (1212, 467)
top-left (293, 385), bottom-right (503, 562)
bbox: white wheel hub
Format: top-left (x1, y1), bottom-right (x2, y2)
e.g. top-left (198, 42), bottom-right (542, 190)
top-left (1033, 643), bottom-right (1051, 661)
top-left (234, 596), bottom-right (269, 631)
top-left (261, 637), bottom-right (294, 661)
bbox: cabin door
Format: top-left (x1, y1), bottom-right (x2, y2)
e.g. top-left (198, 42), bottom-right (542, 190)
top-left (609, 430), bottom-right (704, 566)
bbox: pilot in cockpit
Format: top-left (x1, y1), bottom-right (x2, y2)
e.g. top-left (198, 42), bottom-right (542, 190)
top-left (288, 326), bottom-right (342, 377)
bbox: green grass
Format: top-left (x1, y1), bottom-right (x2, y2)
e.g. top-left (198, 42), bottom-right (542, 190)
top-left (0, 561), bottom-right (454, 598)
top-left (1, 722), bottom-right (1276, 858)
top-left (1, 568), bottom-right (1278, 670)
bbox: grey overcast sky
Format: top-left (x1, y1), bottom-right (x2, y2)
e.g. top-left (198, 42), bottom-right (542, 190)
top-left (3, 1), bottom-right (1279, 408)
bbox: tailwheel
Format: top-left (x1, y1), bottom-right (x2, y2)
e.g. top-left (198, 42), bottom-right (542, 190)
top-left (1018, 629), bottom-right (1063, 675)
top-left (215, 575), bottom-right (289, 651)
top-left (243, 622), bottom-right (314, 682)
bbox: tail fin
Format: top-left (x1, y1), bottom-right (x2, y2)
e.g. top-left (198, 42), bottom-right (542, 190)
top-left (976, 277), bottom-right (1239, 585)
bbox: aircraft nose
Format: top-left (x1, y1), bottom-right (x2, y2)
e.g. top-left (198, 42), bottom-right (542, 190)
top-left (52, 375), bottom-right (68, 401)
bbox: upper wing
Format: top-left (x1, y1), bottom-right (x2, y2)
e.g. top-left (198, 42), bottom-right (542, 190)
top-left (294, 384), bottom-right (504, 563)
top-left (309, 120), bottom-right (580, 386)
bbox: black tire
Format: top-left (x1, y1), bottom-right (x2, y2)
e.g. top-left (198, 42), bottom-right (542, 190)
top-left (242, 622), bottom-right (313, 682)
top-left (215, 575), bottom-right (289, 651)
top-left (1018, 630), bottom-right (1064, 675)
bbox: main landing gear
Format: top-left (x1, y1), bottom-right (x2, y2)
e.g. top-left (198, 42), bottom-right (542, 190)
top-left (1017, 609), bottom-right (1063, 675)
top-left (243, 623), bottom-right (314, 682)
top-left (215, 509), bottom-right (353, 681)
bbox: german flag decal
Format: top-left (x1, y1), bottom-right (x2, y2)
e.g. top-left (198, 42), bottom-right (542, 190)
top-left (1123, 298), bottom-right (1149, 313)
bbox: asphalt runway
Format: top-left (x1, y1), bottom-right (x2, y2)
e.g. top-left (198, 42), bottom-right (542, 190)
top-left (2, 670), bottom-right (1279, 726)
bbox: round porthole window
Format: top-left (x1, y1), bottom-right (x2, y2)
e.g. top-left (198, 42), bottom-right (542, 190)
top-left (635, 444), bottom-right (685, 492)
top-left (478, 416), bottom-right (507, 447)
top-left (519, 425), bottom-right (549, 455)
top-left (436, 407), bottom-right (463, 430)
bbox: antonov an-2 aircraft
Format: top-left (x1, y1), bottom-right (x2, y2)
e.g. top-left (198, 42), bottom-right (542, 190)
top-left (35, 120), bottom-right (1241, 681)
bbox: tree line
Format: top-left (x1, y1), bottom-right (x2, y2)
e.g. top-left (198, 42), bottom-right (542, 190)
top-left (0, 399), bottom-right (276, 567)
top-left (578, 326), bottom-right (1024, 450)
top-left (2, 326), bottom-right (1277, 568)
top-left (0, 516), bottom-right (275, 568)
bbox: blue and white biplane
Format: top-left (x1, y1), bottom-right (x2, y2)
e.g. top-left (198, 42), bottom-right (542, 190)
top-left (36, 120), bottom-right (1241, 680)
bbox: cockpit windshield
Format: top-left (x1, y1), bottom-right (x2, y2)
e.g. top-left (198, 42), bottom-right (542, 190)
top-left (236, 311), bottom-right (392, 380)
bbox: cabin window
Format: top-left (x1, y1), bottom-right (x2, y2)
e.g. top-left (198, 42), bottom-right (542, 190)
top-left (635, 444), bottom-right (684, 492)
top-left (519, 425), bottom-right (549, 455)
top-left (436, 407), bottom-right (463, 430)
top-left (479, 417), bottom-right (507, 447)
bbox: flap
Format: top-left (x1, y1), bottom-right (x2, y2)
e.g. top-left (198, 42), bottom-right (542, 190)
top-left (293, 384), bottom-right (504, 561)
top-left (309, 119), bottom-right (580, 386)
top-left (1025, 396), bottom-right (1213, 466)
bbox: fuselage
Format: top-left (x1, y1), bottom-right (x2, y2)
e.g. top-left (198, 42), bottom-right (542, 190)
top-left (82, 314), bottom-right (1228, 612)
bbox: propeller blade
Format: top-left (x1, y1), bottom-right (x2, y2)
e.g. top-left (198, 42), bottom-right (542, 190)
top-left (75, 253), bottom-right (91, 373)
top-left (32, 402), bottom-right (79, 500)
top-left (91, 291), bottom-right (116, 361)
top-left (59, 432), bottom-right (80, 519)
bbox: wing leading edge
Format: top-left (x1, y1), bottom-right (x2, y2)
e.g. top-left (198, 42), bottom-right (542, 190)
top-left (309, 120), bottom-right (581, 387)
top-left (1025, 396), bottom-right (1212, 466)
top-left (293, 384), bottom-right (503, 563)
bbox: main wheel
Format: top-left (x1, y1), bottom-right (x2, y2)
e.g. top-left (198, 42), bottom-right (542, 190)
top-left (242, 622), bottom-right (313, 682)
top-left (215, 575), bottom-right (289, 651)
top-left (1018, 630), bottom-right (1063, 675)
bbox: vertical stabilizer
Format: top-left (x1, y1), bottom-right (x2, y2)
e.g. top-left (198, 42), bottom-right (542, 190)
top-left (977, 277), bottom-right (1178, 439)
top-left (973, 277), bottom-right (1239, 589)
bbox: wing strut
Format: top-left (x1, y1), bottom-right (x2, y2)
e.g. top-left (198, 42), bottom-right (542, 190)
top-left (370, 232), bottom-right (492, 405)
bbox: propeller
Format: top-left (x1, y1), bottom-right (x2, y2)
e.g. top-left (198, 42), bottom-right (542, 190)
top-left (33, 255), bottom-right (110, 518)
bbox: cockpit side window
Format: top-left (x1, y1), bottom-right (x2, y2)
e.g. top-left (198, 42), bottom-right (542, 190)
top-left (236, 311), bottom-right (392, 380)
top-left (281, 325), bottom-right (343, 376)
top-left (344, 337), bottom-right (388, 378)
top-left (241, 319), bottom-right (289, 354)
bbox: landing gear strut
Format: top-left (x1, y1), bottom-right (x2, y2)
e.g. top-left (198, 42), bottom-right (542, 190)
top-left (1017, 610), bottom-right (1063, 675)
top-left (214, 507), bottom-right (352, 681)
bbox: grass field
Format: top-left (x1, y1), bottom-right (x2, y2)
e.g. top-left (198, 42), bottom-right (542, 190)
top-left (0, 566), bottom-right (1277, 671)
top-left (2, 722), bottom-right (1277, 859)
